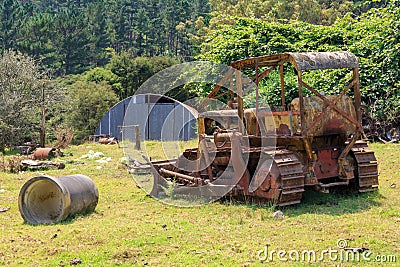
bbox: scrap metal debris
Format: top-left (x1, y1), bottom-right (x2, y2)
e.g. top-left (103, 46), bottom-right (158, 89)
top-left (32, 147), bottom-right (60, 160)
top-left (0, 207), bottom-right (10, 213)
top-left (21, 160), bottom-right (65, 171)
top-left (69, 258), bottom-right (82, 265)
top-left (272, 210), bottom-right (284, 218)
top-left (14, 146), bottom-right (33, 155)
top-left (89, 134), bottom-right (118, 145)
top-left (121, 156), bottom-right (151, 174)
top-left (14, 140), bottom-right (38, 155)
top-left (98, 137), bottom-right (118, 145)
top-left (14, 146), bottom-right (64, 159)
top-left (362, 112), bottom-right (400, 143)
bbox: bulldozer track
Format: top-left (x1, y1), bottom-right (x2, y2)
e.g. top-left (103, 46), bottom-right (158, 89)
top-left (351, 141), bottom-right (379, 192)
top-left (274, 150), bottom-right (305, 206)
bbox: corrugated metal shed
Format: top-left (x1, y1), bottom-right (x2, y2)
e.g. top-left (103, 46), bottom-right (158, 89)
top-left (95, 94), bottom-right (198, 141)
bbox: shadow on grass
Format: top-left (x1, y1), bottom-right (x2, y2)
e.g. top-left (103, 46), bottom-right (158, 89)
top-left (218, 189), bottom-right (383, 217)
top-left (282, 189), bottom-right (384, 217)
top-left (218, 196), bottom-right (278, 212)
top-left (22, 210), bottom-right (100, 226)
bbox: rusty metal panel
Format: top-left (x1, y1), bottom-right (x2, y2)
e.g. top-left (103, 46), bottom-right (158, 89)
top-left (291, 95), bottom-right (357, 137)
top-left (313, 149), bottom-right (339, 179)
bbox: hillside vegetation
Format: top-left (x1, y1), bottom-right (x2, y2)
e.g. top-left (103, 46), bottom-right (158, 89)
top-left (0, 0), bottom-right (388, 75)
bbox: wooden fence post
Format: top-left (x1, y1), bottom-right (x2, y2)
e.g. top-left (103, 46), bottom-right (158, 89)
top-left (135, 125), bottom-right (141, 150)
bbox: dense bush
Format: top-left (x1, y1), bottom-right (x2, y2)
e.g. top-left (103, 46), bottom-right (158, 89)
top-left (108, 53), bottom-right (180, 99)
top-left (65, 81), bottom-right (119, 143)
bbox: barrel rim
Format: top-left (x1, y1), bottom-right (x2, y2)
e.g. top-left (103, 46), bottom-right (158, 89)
top-left (18, 175), bottom-right (70, 225)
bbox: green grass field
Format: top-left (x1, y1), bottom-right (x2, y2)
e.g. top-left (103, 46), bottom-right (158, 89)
top-left (0, 142), bottom-right (399, 266)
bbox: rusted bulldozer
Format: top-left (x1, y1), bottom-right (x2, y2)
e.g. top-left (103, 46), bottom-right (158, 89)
top-left (149, 51), bottom-right (379, 206)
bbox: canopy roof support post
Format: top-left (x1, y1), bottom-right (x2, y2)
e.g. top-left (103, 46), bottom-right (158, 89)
top-left (255, 60), bottom-right (259, 136)
top-left (235, 69), bottom-right (244, 134)
top-left (353, 67), bottom-right (362, 124)
top-left (280, 64), bottom-right (285, 109)
top-left (298, 71), bottom-right (305, 135)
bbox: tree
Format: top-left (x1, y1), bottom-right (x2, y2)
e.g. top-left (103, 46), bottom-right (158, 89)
top-left (109, 52), bottom-right (179, 99)
top-left (51, 7), bottom-right (92, 75)
top-left (343, 3), bottom-right (400, 125)
top-left (66, 81), bottom-right (119, 143)
top-left (1, 0), bottom-right (209, 74)
top-left (0, 50), bottom-right (48, 151)
top-left (17, 12), bottom-right (56, 68)
top-left (0, 0), bottom-right (21, 51)
top-left (207, 0), bottom-right (388, 25)
top-left (86, 1), bottom-right (110, 66)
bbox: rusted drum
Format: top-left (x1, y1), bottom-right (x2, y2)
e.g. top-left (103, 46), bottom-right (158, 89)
top-left (18, 175), bottom-right (99, 225)
top-left (32, 147), bottom-right (56, 160)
